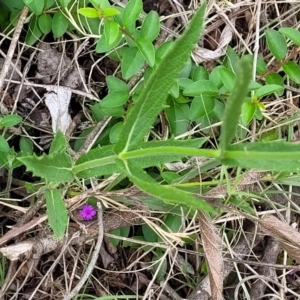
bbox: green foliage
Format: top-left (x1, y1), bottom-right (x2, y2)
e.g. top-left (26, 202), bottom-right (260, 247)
top-left (4, 0), bottom-right (300, 247)
top-left (265, 29), bottom-right (287, 60)
top-left (45, 188), bottom-right (68, 238)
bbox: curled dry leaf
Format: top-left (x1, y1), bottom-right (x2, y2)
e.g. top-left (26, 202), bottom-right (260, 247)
top-left (192, 19), bottom-right (235, 63)
top-left (199, 210), bottom-right (224, 300)
top-left (259, 215), bottom-right (300, 263)
top-left (44, 85), bottom-right (72, 134)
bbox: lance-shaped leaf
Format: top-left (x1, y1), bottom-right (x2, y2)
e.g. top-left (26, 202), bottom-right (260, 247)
top-left (114, 3), bottom-right (207, 153)
top-left (117, 159), bottom-right (214, 213)
top-left (221, 141), bottom-right (300, 172)
top-left (45, 188), bottom-right (68, 239)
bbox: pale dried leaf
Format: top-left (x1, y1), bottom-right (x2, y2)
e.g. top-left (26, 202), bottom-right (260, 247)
top-left (0, 242), bottom-right (32, 261)
top-left (259, 215), bottom-right (300, 263)
top-left (199, 211), bottom-right (224, 300)
top-left (44, 86), bottom-right (72, 134)
top-left (192, 21), bottom-right (235, 63)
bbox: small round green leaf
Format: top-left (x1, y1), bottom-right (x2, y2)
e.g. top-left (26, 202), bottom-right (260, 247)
top-left (122, 0), bottom-right (142, 26)
top-left (136, 37), bottom-right (155, 67)
top-left (58, 0), bottom-right (70, 7)
top-left (100, 91), bottom-right (129, 107)
top-left (191, 66), bottom-right (209, 81)
top-left (44, 0), bottom-right (55, 9)
top-left (77, 7), bottom-right (99, 18)
top-left (106, 76), bottom-right (129, 93)
top-left (52, 11), bottom-right (68, 38)
top-left (219, 67), bottom-right (236, 91)
top-left (38, 14), bottom-right (52, 34)
top-left (109, 122), bottom-right (123, 143)
top-left (0, 136), bottom-right (10, 153)
top-left (25, 15), bottom-right (42, 46)
top-left (255, 84), bottom-right (285, 98)
top-left (266, 73), bottom-right (284, 96)
top-left (283, 61), bottom-right (300, 84)
top-left (0, 114), bottom-right (22, 127)
top-left (121, 47), bottom-right (145, 79)
top-left (140, 11), bottom-right (160, 42)
top-left (241, 102), bottom-right (256, 126)
top-left (189, 95), bottom-right (215, 121)
top-left (23, 0), bottom-right (44, 15)
top-left (102, 7), bottom-right (120, 17)
top-left (96, 30), bottom-right (122, 53)
top-left (279, 27), bottom-right (300, 46)
top-left (19, 136), bottom-right (34, 154)
top-left (183, 80), bottom-right (218, 97)
top-left (104, 20), bottom-right (120, 45)
top-left (265, 29), bottom-right (287, 60)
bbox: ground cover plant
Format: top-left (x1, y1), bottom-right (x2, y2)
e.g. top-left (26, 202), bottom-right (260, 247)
top-left (0, 0), bottom-right (300, 299)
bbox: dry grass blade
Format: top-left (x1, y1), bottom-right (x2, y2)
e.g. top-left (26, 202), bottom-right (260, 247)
top-left (198, 211), bottom-right (224, 300)
top-left (259, 215), bottom-right (300, 263)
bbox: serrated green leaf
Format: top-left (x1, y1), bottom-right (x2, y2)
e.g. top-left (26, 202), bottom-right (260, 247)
top-left (283, 61), bottom-right (300, 84)
top-left (189, 95), bottom-right (215, 121)
top-left (100, 91), bottom-right (129, 107)
top-left (219, 58), bottom-right (252, 154)
top-left (106, 76), bottom-right (129, 93)
top-left (18, 152), bottom-right (74, 183)
top-left (140, 11), bottom-right (160, 42)
top-left (104, 20), bottom-right (120, 45)
top-left (241, 102), bottom-right (256, 126)
top-left (122, 0), bottom-right (142, 26)
top-left (183, 80), bottom-right (218, 96)
top-left (279, 27), bottom-right (300, 46)
top-left (121, 47), bottom-right (145, 79)
top-left (38, 14), bottom-right (52, 34)
top-left (102, 7), bottom-right (120, 17)
top-left (0, 136), bottom-right (9, 152)
top-left (49, 130), bottom-right (68, 154)
top-left (0, 114), bottom-right (22, 127)
top-left (52, 11), bottom-right (68, 38)
top-left (254, 84), bottom-right (283, 98)
top-left (25, 15), bottom-right (42, 46)
top-left (23, 0), bottom-right (44, 15)
top-left (73, 145), bottom-right (118, 178)
top-left (136, 37), bottom-right (155, 67)
top-left (222, 141), bottom-right (300, 172)
top-left (77, 7), bottom-right (99, 18)
top-left (96, 29), bottom-right (122, 53)
top-left (265, 29), bottom-right (287, 60)
top-left (45, 188), bottom-right (68, 239)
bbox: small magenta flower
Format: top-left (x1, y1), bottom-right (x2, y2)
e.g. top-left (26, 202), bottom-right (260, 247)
top-left (80, 204), bottom-right (96, 221)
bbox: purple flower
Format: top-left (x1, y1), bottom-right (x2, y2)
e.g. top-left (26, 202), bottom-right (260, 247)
top-left (80, 204), bottom-right (96, 221)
